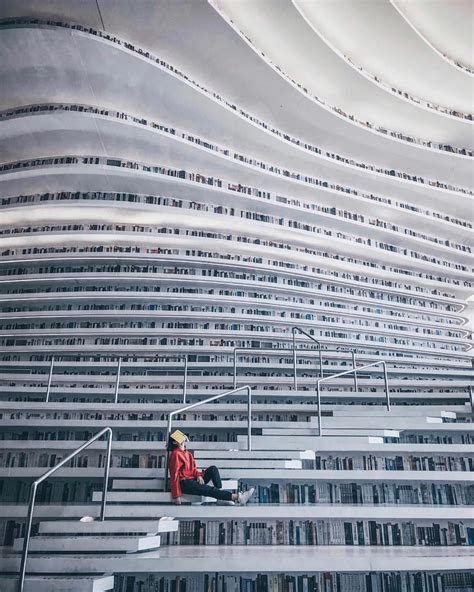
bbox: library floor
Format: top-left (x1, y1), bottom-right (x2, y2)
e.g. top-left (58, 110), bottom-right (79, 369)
top-left (1, 544), bottom-right (473, 573)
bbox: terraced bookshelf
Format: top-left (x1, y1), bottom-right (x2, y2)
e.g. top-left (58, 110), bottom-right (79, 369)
top-left (0, 0), bottom-right (472, 590)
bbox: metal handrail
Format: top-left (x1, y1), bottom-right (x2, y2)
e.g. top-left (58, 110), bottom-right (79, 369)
top-left (233, 346), bottom-right (296, 388)
top-left (292, 327), bottom-right (323, 390)
top-left (17, 427), bottom-right (113, 592)
top-left (182, 355), bottom-right (188, 404)
top-left (232, 343), bottom-right (357, 392)
top-left (42, 354), bottom-right (188, 404)
top-left (113, 356), bottom-right (122, 404)
top-left (292, 326), bottom-right (358, 392)
top-left (44, 356), bottom-right (55, 403)
top-left (315, 362), bottom-right (390, 437)
top-left (165, 385), bottom-right (252, 491)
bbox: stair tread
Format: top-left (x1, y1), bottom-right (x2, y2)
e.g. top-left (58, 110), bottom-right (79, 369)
top-left (0, 575), bottom-right (114, 592)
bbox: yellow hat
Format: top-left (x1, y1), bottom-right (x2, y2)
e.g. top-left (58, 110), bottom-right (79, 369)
top-left (170, 429), bottom-right (188, 444)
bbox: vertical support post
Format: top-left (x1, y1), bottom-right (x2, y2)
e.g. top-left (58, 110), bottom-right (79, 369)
top-left (183, 356), bottom-right (188, 404)
top-left (45, 356), bottom-right (55, 403)
top-left (100, 429), bottom-right (112, 521)
top-left (247, 386), bottom-right (252, 451)
top-left (164, 413), bottom-right (173, 491)
top-left (352, 351), bottom-right (358, 392)
top-left (292, 329), bottom-right (297, 390)
top-left (233, 349), bottom-right (237, 389)
top-left (18, 482), bottom-right (38, 592)
top-left (114, 357), bottom-right (122, 404)
top-left (382, 361), bottom-right (390, 411)
top-left (316, 381), bottom-right (322, 437)
top-left (318, 349), bottom-right (323, 379)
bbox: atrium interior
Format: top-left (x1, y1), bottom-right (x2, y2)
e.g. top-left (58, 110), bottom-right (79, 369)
top-left (0, 1), bottom-right (472, 591)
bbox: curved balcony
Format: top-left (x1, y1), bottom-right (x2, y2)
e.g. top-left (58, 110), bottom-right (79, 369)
top-left (0, 19), bottom-right (471, 184)
top-left (1, 108), bottom-right (472, 239)
top-left (0, 161), bottom-right (472, 285)
top-left (209, 2), bottom-right (473, 146)
top-left (286, 0), bottom-right (473, 112)
top-left (293, 0), bottom-right (473, 112)
top-left (391, 0), bottom-right (474, 75)
top-left (0, 287), bottom-right (466, 329)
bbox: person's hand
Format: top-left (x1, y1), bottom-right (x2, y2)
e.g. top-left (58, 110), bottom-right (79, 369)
top-left (173, 497), bottom-right (182, 505)
top-left (197, 476), bottom-right (205, 485)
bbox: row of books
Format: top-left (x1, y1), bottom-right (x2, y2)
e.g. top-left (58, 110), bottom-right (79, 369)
top-left (114, 572), bottom-right (473, 592)
top-left (3, 449), bottom-right (471, 472)
top-left (0, 430), bottom-right (238, 442)
top-left (314, 455), bottom-right (473, 472)
top-left (2, 517), bottom-right (470, 549)
top-left (399, 434), bottom-right (473, 445)
top-left (0, 451), bottom-right (165, 469)
top-left (0, 478), bottom-right (100, 504)
top-left (5, 411), bottom-right (313, 423)
top-left (0, 480), bottom-right (471, 507)
top-left (244, 482), bottom-right (474, 506)
top-left (2, 429), bottom-right (472, 447)
top-left (172, 519), bottom-right (473, 547)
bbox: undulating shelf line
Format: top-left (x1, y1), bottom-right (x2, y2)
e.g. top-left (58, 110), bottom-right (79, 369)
top-left (1, 156), bottom-right (472, 280)
top-left (2, 103), bottom-right (472, 194)
top-left (0, 18), bottom-right (472, 158)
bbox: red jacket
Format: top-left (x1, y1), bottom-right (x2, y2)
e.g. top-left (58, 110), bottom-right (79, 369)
top-left (168, 447), bottom-right (203, 498)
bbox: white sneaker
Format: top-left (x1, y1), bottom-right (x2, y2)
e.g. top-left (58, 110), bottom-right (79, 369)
top-left (237, 487), bottom-right (255, 505)
top-left (216, 500), bottom-right (236, 506)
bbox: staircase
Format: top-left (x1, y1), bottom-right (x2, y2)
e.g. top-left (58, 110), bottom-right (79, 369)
top-left (0, 380), bottom-right (473, 591)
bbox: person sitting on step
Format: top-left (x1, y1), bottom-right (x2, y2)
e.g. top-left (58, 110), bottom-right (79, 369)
top-left (167, 429), bottom-right (255, 506)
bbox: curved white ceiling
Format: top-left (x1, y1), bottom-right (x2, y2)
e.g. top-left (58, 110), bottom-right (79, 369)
top-left (213, 0), bottom-right (472, 146)
top-left (393, 0), bottom-right (474, 71)
top-left (292, 0), bottom-right (473, 113)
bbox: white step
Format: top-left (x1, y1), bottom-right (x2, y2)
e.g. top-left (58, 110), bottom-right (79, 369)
top-left (262, 428), bottom-right (318, 436)
top-left (39, 519), bottom-right (178, 535)
top-left (0, 575), bottom-right (114, 592)
top-left (111, 479), bottom-right (238, 491)
top-left (239, 432), bottom-right (399, 447)
top-left (316, 416), bottom-right (444, 428)
top-left (330, 408), bottom-right (457, 418)
top-left (112, 465), bottom-right (300, 490)
top-left (167, 459), bottom-right (302, 469)
top-left (14, 535), bottom-right (162, 553)
top-left (95, 482), bottom-right (239, 503)
top-left (165, 504), bottom-right (474, 521)
top-left (320, 429), bottom-right (400, 437)
top-left (1, 545), bottom-right (472, 574)
top-left (113, 479), bottom-right (165, 490)
top-left (194, 450), bottom-right (315, 460)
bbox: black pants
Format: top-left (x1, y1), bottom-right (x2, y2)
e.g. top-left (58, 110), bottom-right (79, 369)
top-left (180, 465), bottom-right (233, 501)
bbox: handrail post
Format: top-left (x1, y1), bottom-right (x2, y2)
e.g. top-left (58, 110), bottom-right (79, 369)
top-left (114, 357), bottom-right (122, 404)
top-left (292, 329), bottom-right (297, 390)
top-left (382, 361), bottom-right (390, 411)
top-left (233, 348), bottom-right (237, 389)
top-left (183, 355), bottom-right (188, 404)
top-left (247, 386), bottom-right (252, 450)
top-left (18, 482), bottom-right (38, 592)
top-left (352, 351), bottom-right (358, 392)
top-left (164, 413), bottom-right (173, 491)
top-left (100, 429), bottom-right (113, 521)
top-left (45, 356), bottom-right (55, 403)
top-left (316, 381), bottom-right (322, 437)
